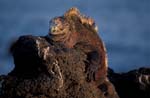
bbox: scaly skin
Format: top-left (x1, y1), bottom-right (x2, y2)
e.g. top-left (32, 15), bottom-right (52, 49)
top-left (48, 7), bottom-right (108, 85)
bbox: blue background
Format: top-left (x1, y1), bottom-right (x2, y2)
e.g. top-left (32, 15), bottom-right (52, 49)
top-left (0, 0), bottom-right (150, 75)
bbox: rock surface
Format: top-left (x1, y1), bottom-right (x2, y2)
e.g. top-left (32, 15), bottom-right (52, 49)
top-left (108, 67), bottom-right (150, 98)
top-left (0, 8), bottom-right (119, 98)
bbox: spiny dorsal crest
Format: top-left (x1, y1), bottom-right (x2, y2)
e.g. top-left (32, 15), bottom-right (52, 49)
top-left (64, 7), bottom-right (98, 32)
top-left (64, 7), bottom-right (80, 17)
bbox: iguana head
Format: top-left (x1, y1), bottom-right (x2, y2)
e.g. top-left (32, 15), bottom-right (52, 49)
top-left (48, 7), bottom-right (98, 42)
top-left (49, 7), bottom-right (79, 37)
top-left (49, 17), bottom-right (70, 36)
top-left (49, 16), bottom-right (71, 42)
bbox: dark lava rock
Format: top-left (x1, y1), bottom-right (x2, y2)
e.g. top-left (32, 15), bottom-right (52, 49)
top-left (0, 35), bottom-right (118, 98)
top-left (108, 67), bottom-right (150, 98)
top-left (0, 8), bottom-right (119, 98)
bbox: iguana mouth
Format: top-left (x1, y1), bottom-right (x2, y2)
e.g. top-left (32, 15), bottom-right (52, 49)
top-left (49, 32), bottom-right (69, 42)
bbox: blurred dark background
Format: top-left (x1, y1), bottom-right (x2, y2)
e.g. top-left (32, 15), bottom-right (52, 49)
top-left (0, 0), bottom-right (150, 75)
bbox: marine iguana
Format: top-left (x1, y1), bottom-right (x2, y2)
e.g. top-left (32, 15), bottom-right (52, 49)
top-left (48, 7), bottom-right (108, 85)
